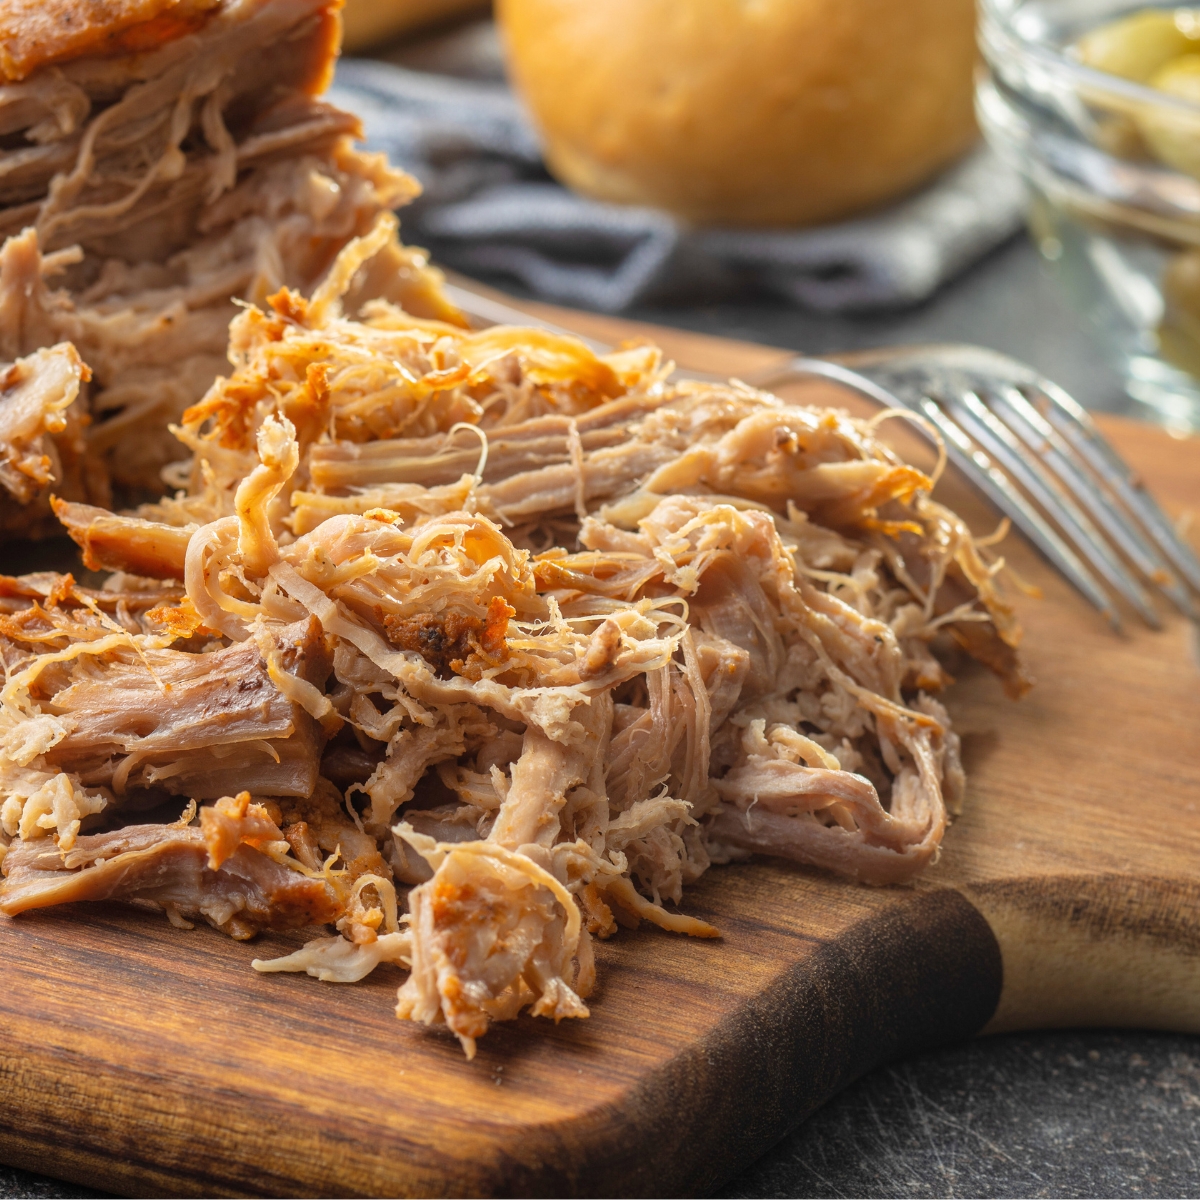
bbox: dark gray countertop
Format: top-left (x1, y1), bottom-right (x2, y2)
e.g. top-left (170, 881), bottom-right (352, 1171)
top-left (4, 235), bottom-right (1198, 1200)
top-left (721, 1029), bottom-right (1200, 1199)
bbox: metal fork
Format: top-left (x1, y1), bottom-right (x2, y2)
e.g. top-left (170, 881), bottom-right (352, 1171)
top-left (443, 286), bottom-right (1200, 630)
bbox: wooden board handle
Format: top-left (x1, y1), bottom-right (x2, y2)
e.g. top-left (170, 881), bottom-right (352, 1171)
top-left (972, 875), bottom-right (1200, 1036)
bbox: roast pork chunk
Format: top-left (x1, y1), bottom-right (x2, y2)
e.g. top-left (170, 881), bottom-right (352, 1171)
top-left (0, 0), bottom-right (461, 525)
top-left (42, 617), bottom-right (332, 801)
top-left (0, 819), bottom-right (343, 935)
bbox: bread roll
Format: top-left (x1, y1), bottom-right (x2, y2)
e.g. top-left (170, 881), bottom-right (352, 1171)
top-left (497, 0), bottom-right (978, 227)
top-left (342, 0), bottom-right (489, 51)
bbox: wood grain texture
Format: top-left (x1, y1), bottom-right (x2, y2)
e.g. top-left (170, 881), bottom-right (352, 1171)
top-left (1, 309), bottom-right (1199, 1198)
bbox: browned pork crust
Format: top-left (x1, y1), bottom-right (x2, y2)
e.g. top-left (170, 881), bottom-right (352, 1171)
top-left (0, 0), bottom-right (218, 81)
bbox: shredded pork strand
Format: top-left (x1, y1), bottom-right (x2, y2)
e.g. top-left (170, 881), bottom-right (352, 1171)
top-left (0, 227), bottom-right (1030, 1058)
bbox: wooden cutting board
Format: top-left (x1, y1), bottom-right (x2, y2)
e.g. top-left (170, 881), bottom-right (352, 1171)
top-left (2, 304), bottom-right (1199, 1199)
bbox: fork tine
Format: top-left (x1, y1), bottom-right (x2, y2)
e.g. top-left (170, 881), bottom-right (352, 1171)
top-left (1028, 373), bottom-right (1200, 596)
top-left (990, 385), bottom-right (1200, 621)
top-left (946, 389), bottom-right (1162, 628)
top-left (913, 397), bottom-right (1123, 629)
top-left (751, 357), bottom-right (901, 410)
top-left (776, 358), bottom-right (1123, 627)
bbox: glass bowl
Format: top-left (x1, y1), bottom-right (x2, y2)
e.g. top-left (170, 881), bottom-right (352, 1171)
top-left (978, 0), bottom-right (1200, 431)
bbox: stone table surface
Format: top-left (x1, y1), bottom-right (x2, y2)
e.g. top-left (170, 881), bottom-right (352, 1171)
top-left (4, 235), bottom-right (1199, 1199)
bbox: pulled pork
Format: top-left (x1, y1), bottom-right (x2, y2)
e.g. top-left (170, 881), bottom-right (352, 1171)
top-left (0, 0), bottom-right (460, 532)
top-left (0, 231), bottom-right (1029, 1058)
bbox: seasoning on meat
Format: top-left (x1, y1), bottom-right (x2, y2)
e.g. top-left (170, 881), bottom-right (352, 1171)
top-left (0, 230), bottom-right (1029, 1057)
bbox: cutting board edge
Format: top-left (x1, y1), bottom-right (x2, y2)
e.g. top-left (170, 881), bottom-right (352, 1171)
top-left (0, 885), bottom-right (1002, 1200)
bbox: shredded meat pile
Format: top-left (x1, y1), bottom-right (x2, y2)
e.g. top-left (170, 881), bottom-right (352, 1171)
top-left (0, 226), bottom-right (1030, 1057)
top-left (0, 0), bottom-right (460, 536)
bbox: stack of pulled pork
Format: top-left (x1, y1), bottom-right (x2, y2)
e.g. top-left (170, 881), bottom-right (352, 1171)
top-left (0, 211), bottom-right (1029, 1056)
top-left (0, 0), bottom-right (458, 535)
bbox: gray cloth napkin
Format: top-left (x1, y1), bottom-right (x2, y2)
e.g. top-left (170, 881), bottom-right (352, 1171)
top-left (330, 58), bottom-right (1028, 314)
